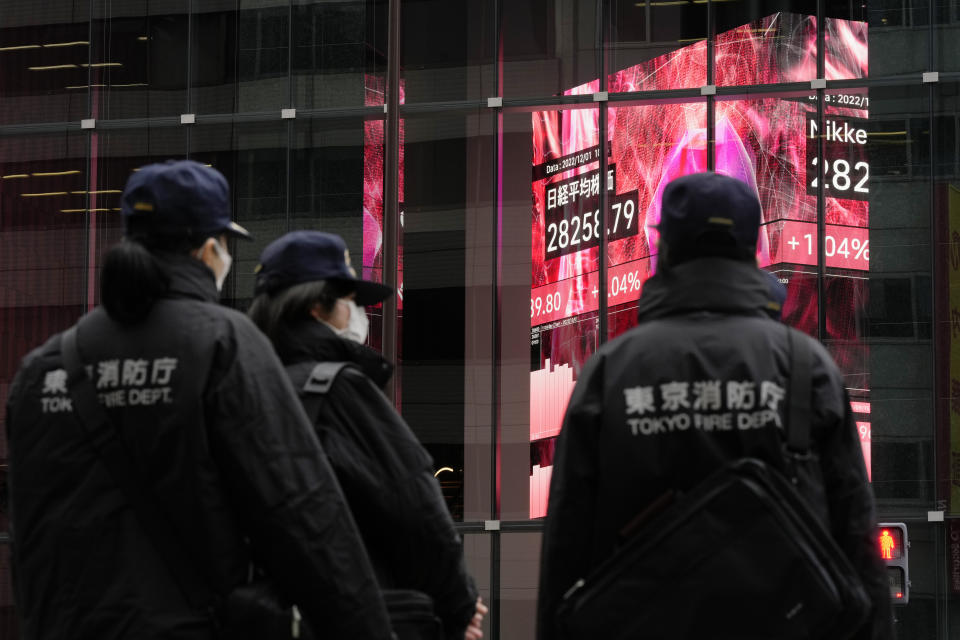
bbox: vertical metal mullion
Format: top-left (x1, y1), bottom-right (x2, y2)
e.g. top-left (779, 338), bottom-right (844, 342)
top-left (489, 109), bottom-right (502, 640)
top-left (285, 120), bottom-right (293, 232)
top-left (704, 91), bottom-right (717, 170)
top-left (927, 79), bottom-right (947, 638)
top-left (645, 0), bottom-right (651, 44)
top-left (489, 531), bottom-right (501, 640)
top-left (286, 0), bottom-right (296, 233)
top-left (490, 0), bottom-right (504, 637)
top-left (184, 0), bottom-right (193, 162)
top-left (492, 0), bottom-right (504, 526)
top-left (86, 2), bottom-right (95, 120)
top-left (706, 0), bottom-right (715, 170)
top-left (84, 1), bottom-right (95, 311)
top-left (84, 129), bottom-right (95, 310)
top-left (186, 0), bottom-right (194, 113)
top-left (816, 0), bottom-right (826, 340)
top-left (597, 0), bottom-right (610, 344)
top-left (382, 0), bottom-right (402, 403)
top-left (926, 7), bottom-right (946, 640)
top-left (235, 1), bottom-right (242, 114)
top-left (287, 0), bottom-right (294, 109)
top-left (226, 2), bottom-right (240, 263)
top-left (815, 100), bottom-right (825, 339)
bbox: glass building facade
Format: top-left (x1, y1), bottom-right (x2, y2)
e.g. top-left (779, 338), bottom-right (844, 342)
top-left (1, 0), bottom-right (960, 637)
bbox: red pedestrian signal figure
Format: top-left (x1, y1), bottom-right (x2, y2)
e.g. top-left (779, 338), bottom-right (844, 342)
top-left (877, 522), bottom-right (908, 604)
top-left (879, 529), bottom-right (895, 560)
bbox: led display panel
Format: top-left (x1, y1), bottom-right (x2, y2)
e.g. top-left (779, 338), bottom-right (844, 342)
top-left (529, 15), bottom-right (870, 518)
top-left (363, 75), bottom-right (403, 308)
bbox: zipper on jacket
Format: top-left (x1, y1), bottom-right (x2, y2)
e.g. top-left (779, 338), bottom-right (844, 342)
top-left (563, 578), bottom-right (585, 601)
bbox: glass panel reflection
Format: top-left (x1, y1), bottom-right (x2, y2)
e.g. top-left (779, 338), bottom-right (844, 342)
top-left (806, 88), bottom-right (873, 482)
top-left (603, 100), bottom-right (707, 342)
top-left (610, 0), bottom-right (706, 91)
top-left (399, 110), bottom-right (494, 521)
top-left (0, 134), bottom-right (89, 577)
top-left (90, 127), bottom-right (189, 304)
top-left (715, 2), bottom-right (817, 86)
top-left (526, 107), bottom-right (601, 520)
top-left (0, 2), bottom-right (91, 125)
top-left (189, 121), bottom-right (289, 308)
top-left (292, 0), bottom-right (383, 109)
top-left (936, 82), bottom-right (960, 515)
top-left (291, 118), bottom-right (368, 260)
top-left (290, 117), bottom-right (381, 347)
top-left (91, 0), bottom-right (190, 119)
top-left (462, 533), bottom-right (492, 640)
top-left (499, 532), bottom-right (541, 640)
top-left (502, 0), bottom-right (599, 99)
top-left (712, 0), bottom-right (869, 87)
top-left (500, 112), bottom-right (536, 523)
top-left (935, 0), bottom-right (960, 72)
top-left (856, 84), bottom-right (933, 507)
top-left (0, 543), bottom-right (16, 640)
top-left (191, 1), bottom-right (291, 114)
top-left (824, 1), bottom-right (869, 82)
top-left (400, 0), bottom-right (494, 103)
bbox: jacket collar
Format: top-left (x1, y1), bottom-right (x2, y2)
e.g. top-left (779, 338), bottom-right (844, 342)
top-left (157, 252), bottom-right (220, 303)
top-left (273, 319), bottom-right (395, 389)
top-left (635, 258), bottom-right (774, 322)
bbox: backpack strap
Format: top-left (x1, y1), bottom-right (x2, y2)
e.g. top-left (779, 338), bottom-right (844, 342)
top-left (785, 326), bottom-right (813, 456)
top-left (300, 362), bottom-right (354, 395)
top-left (292, 362), bottom-right (356, 439)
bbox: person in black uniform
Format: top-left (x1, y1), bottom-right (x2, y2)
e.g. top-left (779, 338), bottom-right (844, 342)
top-left (5, 161), bottom-right (392, 640)
top-left (536, 172), bottom-right (891, 640)
top-left (247, 231), bottom-right (486, 640)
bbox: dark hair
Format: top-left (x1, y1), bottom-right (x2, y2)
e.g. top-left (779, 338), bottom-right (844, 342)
top-left (659, 230), bottom-right (755, 268)
top-left (100, 234), bottom-right (207, 325)
top-left (247, 279), bottom-right (352, 346)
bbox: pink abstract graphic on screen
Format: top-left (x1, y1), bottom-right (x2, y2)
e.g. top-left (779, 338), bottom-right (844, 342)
top-left (529, 14), bottom-right (870, 516)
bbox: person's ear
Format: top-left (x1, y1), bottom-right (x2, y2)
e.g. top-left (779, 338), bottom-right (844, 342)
top-left (309, 302), bottom-right (329, 322)
top-left (196, 237), bottom-right (220, 272)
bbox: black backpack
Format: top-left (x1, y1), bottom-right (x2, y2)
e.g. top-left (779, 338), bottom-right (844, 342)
top-left (294, 361), bottom-right (444, 640)
top-left (555, 328), bottom-right (871, 640)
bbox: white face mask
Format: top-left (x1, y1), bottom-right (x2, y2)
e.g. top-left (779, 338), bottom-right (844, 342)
top-left (211, 239), bottom-right (232, 292)
top-left (334, 298), bottom-right (369, 344)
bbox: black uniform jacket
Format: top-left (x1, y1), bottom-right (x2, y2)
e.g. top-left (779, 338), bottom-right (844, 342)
top-left (275, 320), bottom-right (478, 640)
top-left (537, 258), bottom-right (892, 640)
top-left (5, 255), bottom-right (392, 640)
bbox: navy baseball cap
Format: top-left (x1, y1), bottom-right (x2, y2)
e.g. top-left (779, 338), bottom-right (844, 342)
top-left (657, 172), bottom-right (761, 255)
top-left (121, 160), bottom-right (251, 240)
top-left (254, 231), bottom-right (393, 305)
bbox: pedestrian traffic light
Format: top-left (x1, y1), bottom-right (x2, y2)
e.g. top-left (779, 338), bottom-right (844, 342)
top-left (876, 522), bottom-right (908, 604)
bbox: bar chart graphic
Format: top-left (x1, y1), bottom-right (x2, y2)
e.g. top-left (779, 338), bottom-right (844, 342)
top-left (530, 359), bottom-right (577, 441)
top-left (530, 464), bottom-right (554, 519)
top-left (529, 359), bottom-right (575, 518)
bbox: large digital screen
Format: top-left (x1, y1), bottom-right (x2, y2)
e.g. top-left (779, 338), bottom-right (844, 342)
top-left (530, 14), bottom-right (871, 518)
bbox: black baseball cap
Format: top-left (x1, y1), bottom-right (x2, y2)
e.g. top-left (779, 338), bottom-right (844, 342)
top-left (121, 160), bottom-right (251, 240)
top-left (657, 171), bottom-right (761, 255)
top-left (254, 230), bottom-right (394, 305)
